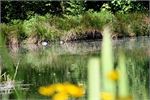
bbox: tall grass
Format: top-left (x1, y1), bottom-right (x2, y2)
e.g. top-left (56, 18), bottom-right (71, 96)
top-left (118, 50), bottom-right (129, 99)
top-left (0, 31), bottom-right (14, 77)
top-left (0, 29), bottom-right (25, 100)
top-left (126, 49), bottom-right (149, 100)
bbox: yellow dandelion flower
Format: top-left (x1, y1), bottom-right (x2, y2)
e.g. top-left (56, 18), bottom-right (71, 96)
top-left (54, 83), bottom-right (67, 93)
top-left (101, 92), bottom-right (113, 100)
top-left (107, 70), bottom-right (119, 81)
top-left (52, 92), bottom-right (68, 100)
top-left (65, 83), bottom-right (84, 97)
top-left (38, 85), bottom-right (55, 96)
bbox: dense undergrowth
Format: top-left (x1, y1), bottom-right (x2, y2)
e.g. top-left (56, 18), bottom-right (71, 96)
top-left (0, 10), bottom-right (149, 45)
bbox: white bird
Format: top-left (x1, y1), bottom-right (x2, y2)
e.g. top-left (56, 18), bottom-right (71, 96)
top-left (60, 40), bottom-right (64, 44)
top-left (41, 41), bottom-right (48, 46)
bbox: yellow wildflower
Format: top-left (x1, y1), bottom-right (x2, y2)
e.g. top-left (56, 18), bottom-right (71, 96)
top-left (107, 70), bottom-right (119, 81)
top-left (38, 85), bottom-right (55, 96)
top-left (54, 83), bottom-right (67, 93)
top-left (38, 82), bottom-right (85, 99)
top-left (65, 83), bottom-right (84, 97)
top-left (52, 92), bottom-right (68, 100)
top-left (101, 92), bottom-right (113, 100)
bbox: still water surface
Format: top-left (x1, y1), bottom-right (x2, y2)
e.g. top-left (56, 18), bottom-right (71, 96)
top-left (0, 36), bottom-right (150, 100)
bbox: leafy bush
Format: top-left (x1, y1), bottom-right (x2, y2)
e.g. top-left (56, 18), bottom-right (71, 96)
top-left (64, 0), bottom-right (85, 16)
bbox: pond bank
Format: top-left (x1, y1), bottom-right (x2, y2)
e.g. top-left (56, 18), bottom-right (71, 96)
top-left (1, 11), bottom-right (149, 47)
top-left (6, 33), bottom-right (150, 49)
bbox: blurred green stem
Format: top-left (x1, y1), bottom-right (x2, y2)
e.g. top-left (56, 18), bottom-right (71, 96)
top-left (88, 58), bottom-right (100, 100)
top-left (101, 26), bottom-right (115, 99)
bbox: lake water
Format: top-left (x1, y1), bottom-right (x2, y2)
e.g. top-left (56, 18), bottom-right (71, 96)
top-left (0, 36), bottom-right (150, 100)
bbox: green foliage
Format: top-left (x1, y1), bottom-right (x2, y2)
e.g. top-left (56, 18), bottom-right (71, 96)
top-left (109, 0), bottom-right (149, 13)
top-left (128, 13), bottom-right (149, 36)
top-left (64, 0), bottom-right (85, 16)
top-left (53, 15), bottom-right (80, 31)
top-left (23, 16), bottom-right (37, 37)
top-left (0, 30), bottom-right (15, 77)
top-left (113, 12), bottom-right (149, 36)
top-left (1, 1), bottom-right (62, 23)
top-left (10, 20), bottom-right (25, 40)
top-left (23, 15), bottom-right (61, 41)
top-left (126, 49), bottom-right (149, 100)
top-left (81, 10), bottom-right (114, 30)
top-left (131, 22), bottom-right (149, 36)
top-left (0, 20), bottom-right (25, 42)
top-left (101, 3), bottom-right (111, 11)
top-left (0, 23), bottom-right (10, 37)
top-left (112, 13), bottom-right (130, 36)
top-left (130, 1), bottom-right (149, 12)
top-left (110, 0), bottom-right (132, 13)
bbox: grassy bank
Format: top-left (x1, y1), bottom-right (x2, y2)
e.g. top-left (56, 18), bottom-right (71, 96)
top-left (0, 10), bottom-right (149, 45)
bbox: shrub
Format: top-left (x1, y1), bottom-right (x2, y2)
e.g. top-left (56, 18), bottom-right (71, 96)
top-left (81, 10), bottom-right (114, 30)
top-left (1, 20), bottom-right (25, 43)
top-left (22, 14), bottom-right (61, 41)
top-left (64, 0), bottom-right (85, 16)
top-left (113, 12), bottom-right (149, 36)
top-left (23, 16), bottom-right (38, 37)
top-left (129, 13), bottom-right (149, 36)
top-left (52, 15), bottom-right (80, 31)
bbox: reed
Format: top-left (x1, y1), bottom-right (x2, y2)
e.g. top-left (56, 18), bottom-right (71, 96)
top-left (101, 26), bottom-right (115, 100)
top-left (87, 58), bottom-right (100, 100)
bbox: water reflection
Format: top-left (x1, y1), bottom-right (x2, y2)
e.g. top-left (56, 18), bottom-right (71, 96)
top-left (16, 36), bottom-right (149, 55)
